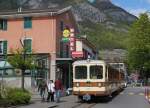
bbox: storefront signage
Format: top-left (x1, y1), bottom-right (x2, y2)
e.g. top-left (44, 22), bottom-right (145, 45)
top-left (69, 28), bottom-right (76, 52)
top-left (63, 29), bottom-right (70, 38)
top-left (62, 29), bottom-right (70, 42)
top-left (72, 51), bottom-right (83, 58)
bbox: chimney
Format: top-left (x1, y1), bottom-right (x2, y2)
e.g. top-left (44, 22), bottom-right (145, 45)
top-left (18, 7), bottom-right (22, 12)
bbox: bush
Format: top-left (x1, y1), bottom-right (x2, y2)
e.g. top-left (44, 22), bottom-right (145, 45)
top-left (6, 88), bottom-right (31, 105)
top-left (0, 98), bottom-right (11, 107)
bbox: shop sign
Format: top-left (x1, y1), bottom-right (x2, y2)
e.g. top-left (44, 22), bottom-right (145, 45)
top-left (62, 37), bottom-right (69, 42)
top-left (63, 29), bottom-right (70, 38)
top-left (62, 29), bottom-right (70, 42)
top-left (72, 51), bottom-right (83, 58)
top-left (69, 28), bottom-right (76, 52)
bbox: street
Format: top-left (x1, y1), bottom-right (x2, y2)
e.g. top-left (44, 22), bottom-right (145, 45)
top-left (18, 87), bottom-right (149, 108)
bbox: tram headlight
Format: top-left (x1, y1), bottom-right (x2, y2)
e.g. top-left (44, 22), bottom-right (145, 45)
top-left (76, 82), bottom-right (79, 87)
top-left (98, 83), bottom-right (101, 87)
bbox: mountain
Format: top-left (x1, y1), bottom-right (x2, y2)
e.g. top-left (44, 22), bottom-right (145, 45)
top-left (0, 0), bottom-right (137, 49)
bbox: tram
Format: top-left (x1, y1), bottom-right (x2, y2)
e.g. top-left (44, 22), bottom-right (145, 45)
top-left (73, 60), bottom-right (125, 101)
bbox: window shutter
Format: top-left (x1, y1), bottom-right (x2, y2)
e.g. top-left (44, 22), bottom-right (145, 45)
top-left (0, 20), bottom-right (2, 29)
top-left (3, 40), bottom-right (7, 54)
top-left (3, 19), bottom-right (7, 30)
top-left (24, 17), bottom-right (32, 29)
top-left (24, 39), bottom-right (32, 53)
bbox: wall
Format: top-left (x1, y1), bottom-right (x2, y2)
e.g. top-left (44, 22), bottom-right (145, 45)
top-left (0, 17), bottom-right (56, 54)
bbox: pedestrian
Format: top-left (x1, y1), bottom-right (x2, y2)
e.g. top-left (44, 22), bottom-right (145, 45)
top-left (55, 78), bottom-right (63, 103)
top-left (38, 79), bottom-right (47, 101)
top-left (47, 80), bottom-right (55, 102)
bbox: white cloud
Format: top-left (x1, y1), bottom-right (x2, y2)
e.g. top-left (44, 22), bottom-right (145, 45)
top-left (128, 8), bottom-right (147, 17)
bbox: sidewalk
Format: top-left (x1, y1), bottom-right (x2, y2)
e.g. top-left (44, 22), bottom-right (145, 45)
top-left (17, 91), bottom-right (75, 108)
top-left (17, 92), bottom-right (57, 108)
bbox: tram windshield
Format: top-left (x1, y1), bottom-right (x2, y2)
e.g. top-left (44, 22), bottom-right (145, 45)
top-left (75, 66), bottom-right (87, 79)
top-left (90, 65), bottom-right (103, 79)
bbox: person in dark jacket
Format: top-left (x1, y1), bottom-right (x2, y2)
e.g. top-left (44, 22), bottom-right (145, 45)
top-left (55, 78), bottom-right (63, 103)
top-left (38, 79), bottom-right (47, 101)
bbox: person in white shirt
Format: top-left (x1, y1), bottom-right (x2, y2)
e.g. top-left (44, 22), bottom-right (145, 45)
top-left (47, 80), bottom-right (55, 102)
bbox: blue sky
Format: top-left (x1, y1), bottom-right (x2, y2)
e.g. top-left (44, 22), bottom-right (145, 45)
top-left (111, 0), bottom-right (150, 16)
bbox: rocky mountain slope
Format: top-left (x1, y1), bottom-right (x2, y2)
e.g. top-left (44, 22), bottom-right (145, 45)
top-left (0, 0), bottom-right (137, 49)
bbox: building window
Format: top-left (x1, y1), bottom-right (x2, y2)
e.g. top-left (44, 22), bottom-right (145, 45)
top-left (0, 40), bottom-right (7, 54)
top-left (24, 17), bottom-right (32, 29)
top-left (0, 19), bottom-right (7, 30)
top-left (60, 21), bottom-right (64, 31)
top-left (24, 38), bottom-right (32, 53)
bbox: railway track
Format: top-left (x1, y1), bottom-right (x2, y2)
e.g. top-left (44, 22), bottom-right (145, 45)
top-left (71, 102), bottom-right (97, 108)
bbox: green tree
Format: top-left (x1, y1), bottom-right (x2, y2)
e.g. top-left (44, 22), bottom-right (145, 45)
top-left (127, 13), bottom-right (150, 82)
top-left (8, 48), bottom-right (36, 90)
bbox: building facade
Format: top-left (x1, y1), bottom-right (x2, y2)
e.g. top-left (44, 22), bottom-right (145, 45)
top-left (0, 7), bottom-right (98, 89)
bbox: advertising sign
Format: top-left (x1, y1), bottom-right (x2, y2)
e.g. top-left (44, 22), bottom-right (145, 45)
top-left (62, 29), bottom-right (70, 42)
top-left (72, 51), bottom-right (83, 58)
top-left (69, 28), bottom-right (76, 52)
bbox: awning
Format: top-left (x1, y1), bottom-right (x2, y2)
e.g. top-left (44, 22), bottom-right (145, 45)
top-left (0, 61), bottom-right (12, 69)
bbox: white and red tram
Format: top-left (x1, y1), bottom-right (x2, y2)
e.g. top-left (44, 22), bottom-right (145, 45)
top-left (73, 60), bottom-right (125, 100)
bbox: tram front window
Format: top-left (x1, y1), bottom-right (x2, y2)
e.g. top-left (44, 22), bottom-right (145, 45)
top-left (90, 65), bottom-right (103, 79)
top-left (75, 66), bottom-right (87, 79)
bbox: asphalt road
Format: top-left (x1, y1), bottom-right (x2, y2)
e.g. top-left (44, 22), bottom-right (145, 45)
top-left (18, 87), bottom-right (149, 108)
top-left (92, 87), bottom-right (149, 108)
top-left (56, 87), bottom-right (149, 108)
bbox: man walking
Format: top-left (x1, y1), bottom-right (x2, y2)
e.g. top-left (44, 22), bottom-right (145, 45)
top-left (55, 78), bottom-right (63, 103)
top-left (38, 79), bottom-right (47, 101)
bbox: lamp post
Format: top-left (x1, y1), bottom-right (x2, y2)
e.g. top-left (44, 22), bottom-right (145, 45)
top-left (20, 38), bottom-right (26, 90)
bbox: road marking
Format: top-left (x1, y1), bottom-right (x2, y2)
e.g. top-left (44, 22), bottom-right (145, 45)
top-left (120, 92), bottom-right (124, 95)
top-left (120, 92), bottom-right (144, 96)
top-left (128, 92), bottom-right (134, 95)
top-left (138, 93), bottom-right (144, 96)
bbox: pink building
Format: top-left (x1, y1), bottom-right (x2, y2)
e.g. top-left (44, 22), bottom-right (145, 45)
top-left (0, 7), bottom-right (98, 89)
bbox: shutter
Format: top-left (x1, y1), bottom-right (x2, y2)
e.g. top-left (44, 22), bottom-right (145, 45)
top-left (3, 40), bottom-right (7, 54)
top-left (24, 39), bottom-right (32, 53)
top-left (3, 19), bottom-right (7, 30)
top-left (24, 17), bottom-right (32, 28)
top-left (0, 20), bottom-right (2, 29)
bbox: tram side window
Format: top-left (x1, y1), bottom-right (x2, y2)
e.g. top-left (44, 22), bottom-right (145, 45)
top-left (90, 65), bottom-right (103, 79)
top-left (75, 66), bottom-right (87, 79)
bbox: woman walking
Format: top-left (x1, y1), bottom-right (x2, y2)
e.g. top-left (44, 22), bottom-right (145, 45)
top-left (47, 80), bottom-right (55, 102)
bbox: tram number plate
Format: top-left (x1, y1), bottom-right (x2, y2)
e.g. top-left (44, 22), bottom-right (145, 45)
top-left (83, 94), bottom-right (91, 101)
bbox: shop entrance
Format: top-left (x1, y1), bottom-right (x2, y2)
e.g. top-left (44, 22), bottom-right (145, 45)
top-left (56, 59), bottom-right (73, 89)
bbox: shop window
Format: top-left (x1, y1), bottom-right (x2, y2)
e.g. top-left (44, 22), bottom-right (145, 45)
top-left (0, 40), bottom-right (7, 54)
top-left (23, 38), bottom-right (32, 53)
top-left (24, 17), bottom-right (32, 29)
top-left (0, 19), bottom-right (7, 30)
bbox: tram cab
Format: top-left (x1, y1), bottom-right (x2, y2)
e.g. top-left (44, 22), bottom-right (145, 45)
top-left (73, 60), bottom-right (125, 101)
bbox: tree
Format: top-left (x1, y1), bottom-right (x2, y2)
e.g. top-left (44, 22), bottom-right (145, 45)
top-left (8, 48), bottom-right (36, 90)
top-left (127, 13), bottom-right (150, 82)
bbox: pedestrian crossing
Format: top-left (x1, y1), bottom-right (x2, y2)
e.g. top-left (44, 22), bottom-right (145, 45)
top-left (120, 92), bottom-right (144, 96)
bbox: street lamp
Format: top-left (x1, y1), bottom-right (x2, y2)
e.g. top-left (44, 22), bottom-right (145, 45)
top-left (20, 38), bottom-right (26, 90)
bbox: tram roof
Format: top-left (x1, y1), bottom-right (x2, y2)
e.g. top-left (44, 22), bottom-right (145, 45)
top-left (73, 60), bottom-right (107, 65)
